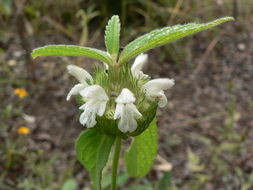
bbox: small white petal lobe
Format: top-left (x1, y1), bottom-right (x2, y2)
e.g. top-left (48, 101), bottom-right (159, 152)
top-left (66, 83), bottom-right (86, 101)
top-left (80, 85), bottom-right (109, 101)
top-left (131, 53), bottom-right (148, 77)
top-left (67, 65), bottom-right (93, 85)
top-left (115, 88), bottom-right (135, 104)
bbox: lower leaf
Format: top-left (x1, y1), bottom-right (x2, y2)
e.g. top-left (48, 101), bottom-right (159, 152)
top-left (75, 129), bottom-right (115, 190)
top-left (125, 120), bottom-right (158, 177)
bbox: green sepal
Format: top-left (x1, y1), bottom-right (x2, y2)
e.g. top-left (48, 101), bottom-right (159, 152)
top-left (119, 17), bottom-right (234, 64)
top-left (31, 45), bottom-right (112, 65)
top-left (125, 120), bottom-right (158, 177)
top-left (75, 129), bottom-right (115, 190)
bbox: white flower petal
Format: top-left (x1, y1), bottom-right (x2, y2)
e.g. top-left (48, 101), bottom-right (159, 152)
top-left (118, 114), bottom-right (137, 133)
top-left (127, 104), bottom-right (142, 118)
top-left (67, 65), bottom-right (93, 85)
top-left (79, 100), bottom-right (107, 128)
top-left (115, 88), bottom-right (135, 104)
top-left (80, 110), bottom-right (97, 128)
top-left (87, 115), bottom-right (97, 128)
top-left (80, 85), bottom-right (109, 101)
top-left (143, 78), bottom-right (175, 95)
top-left (114, 89), bottom-right (142, 133)
top-left (97, 101), bottom-right (107, 116)
top-left (117, 105), bottom-right (138, 133)
top-left (157, 91), bottom-right (168, 108)
top-left (114, 103), bottom-right (124, 120)
top-left (66, 83), bottom-right (86, 101)
top-left (142, 78), bottom-right (174, 107)
top-left (138, 71), bottom-right (149, 79)
top-left (78, 86), bottom-right (109, 128)
top-left (79, 99), bottom-right (95, 110)
top-left (131, 53), bottom-right (148, 77)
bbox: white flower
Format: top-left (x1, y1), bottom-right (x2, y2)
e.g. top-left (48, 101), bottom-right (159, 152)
top-left (130, 54), bottom-right (175, 108)
top-left (143, 78), bottom-right (175, 108)
top-left (66, 65), bottom-right (109, 128)
top-left (66, 65), bottom-right (93, 101)
top-left (131, 53), bottom-right (148, 78)
top-left (79, 85), bottom-right (109, 128)
top-left (114, 88), bottom-right (142, 133)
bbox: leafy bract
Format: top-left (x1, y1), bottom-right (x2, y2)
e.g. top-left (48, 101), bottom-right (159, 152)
top-left (119, 17), bottom-right (234, 64)
top-left (125, 120), bottom-right (158, 177)
top-left (75, 129), bottom-right (115, 190)
top-left (31, 45), bottom-right (112, 65)
top-left (105, 15), bottom-right (120, 57)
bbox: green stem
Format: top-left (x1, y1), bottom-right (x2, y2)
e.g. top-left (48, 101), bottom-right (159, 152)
top-left (111, 136), bottom-right (122, 190)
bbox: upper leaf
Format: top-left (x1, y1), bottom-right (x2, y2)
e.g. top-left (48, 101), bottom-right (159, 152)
top-left (31, 45), bottom-right (112, 65)
top-left (105, 15), bottom-right (121, 57)
top-left (75, 129), bottom-right (115, 190)
top-left (119, 17), bottom-right (234, 64)
top-left (125, 120), bottom-right (158, 177)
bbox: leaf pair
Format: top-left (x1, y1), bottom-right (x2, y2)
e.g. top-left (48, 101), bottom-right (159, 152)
top-left (31, 16), bottom-right (234, 65)
top-left (75, 121), bottom-right (158, 189)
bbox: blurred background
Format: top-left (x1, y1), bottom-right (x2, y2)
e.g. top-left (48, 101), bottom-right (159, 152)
top-left (0, 0), bottom-right (253, 189)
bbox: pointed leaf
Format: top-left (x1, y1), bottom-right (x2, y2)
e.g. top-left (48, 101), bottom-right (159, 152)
top-left (105, 15), bottom-right (121, 57)
top-left (125, 120), bottom-right (158, 177)
top-left (75, 129), bottom-right (115, 190)
top-left (119, 17), bottom-right (234, 64)
top-left (31, 45), bottom-right (112, 65)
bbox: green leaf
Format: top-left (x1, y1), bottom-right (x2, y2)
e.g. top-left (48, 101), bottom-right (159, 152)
top-left (31, 45), bottom-right (112, 65)
top-left (125, 120), bottom-right (158, 177)
top-left (75, 129), bottom-right (115, 190)
top-left (119, 17), bottom-right (234, 64)
top-left (61, 179), bottom-right (77, 190)
top-left (105, 15), bottom-right (120, 57)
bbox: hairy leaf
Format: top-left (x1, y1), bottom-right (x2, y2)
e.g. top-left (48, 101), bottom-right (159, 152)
top-left (125, 120), bottom-right (158, 177)
top-left (31, 45), bottom-right (112, 65)
top-left (75, 129), bottom-right (115, 190)
top-left (105, 15), bottom-right (120, 57)
top-left (119, 17), bottom-right (234, 64)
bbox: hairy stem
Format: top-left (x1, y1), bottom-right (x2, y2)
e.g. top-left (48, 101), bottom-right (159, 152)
top-left (111, 136), bottom-right (122, 190)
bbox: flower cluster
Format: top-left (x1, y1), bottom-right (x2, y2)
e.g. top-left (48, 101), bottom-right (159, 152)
top-left (67, 54), bottom-right (174, 135)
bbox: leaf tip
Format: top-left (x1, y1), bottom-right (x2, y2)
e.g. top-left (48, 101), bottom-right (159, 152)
top-left (214, 16), bottom-right (235, 25)
top-left (31, 49), bottom-right (38, 59)
top-left (221, 16), bottom-right (235, 22)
